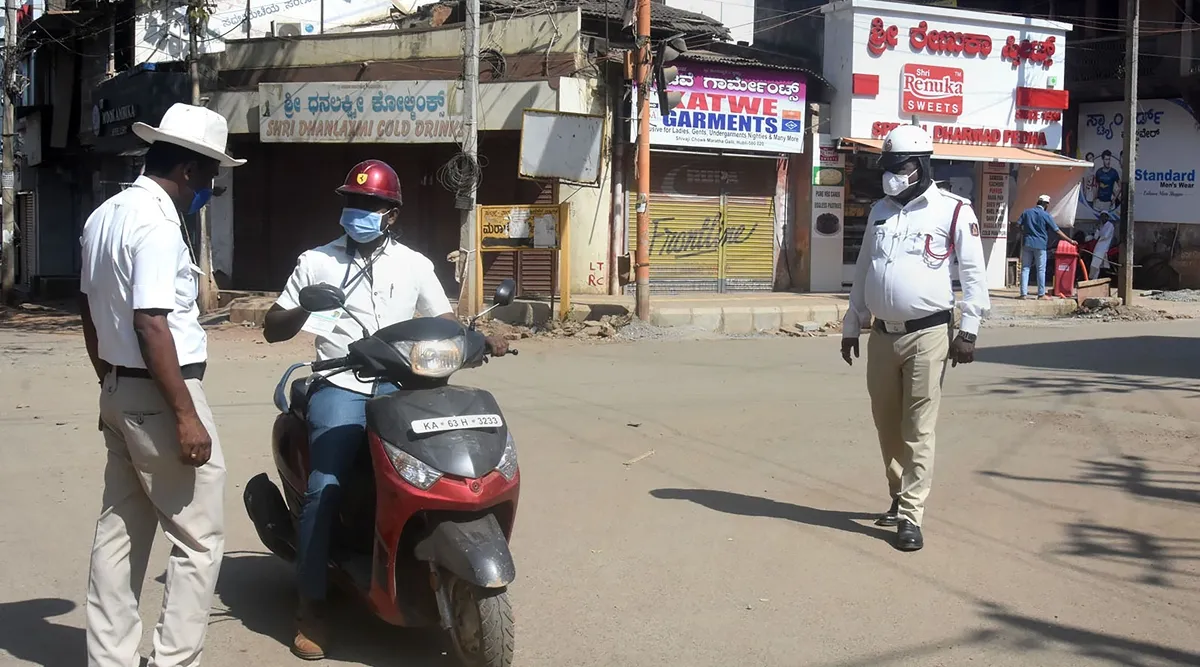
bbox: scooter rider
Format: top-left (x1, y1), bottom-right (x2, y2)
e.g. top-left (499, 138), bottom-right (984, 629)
top-left (262, 159), bottom-right (508, 660)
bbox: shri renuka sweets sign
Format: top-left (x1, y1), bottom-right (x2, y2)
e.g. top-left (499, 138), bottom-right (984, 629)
top-left (821, 0), bottom-right (1071, 151)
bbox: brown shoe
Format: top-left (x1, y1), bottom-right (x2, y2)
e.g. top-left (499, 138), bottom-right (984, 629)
top-left (292, 600), bottom-right (329, 660)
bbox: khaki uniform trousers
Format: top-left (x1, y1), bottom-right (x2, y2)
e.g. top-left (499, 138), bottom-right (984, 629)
top-left (86, 372), bottom-right (226, 667)
top-left (866, 322), bottom-right (951, 527)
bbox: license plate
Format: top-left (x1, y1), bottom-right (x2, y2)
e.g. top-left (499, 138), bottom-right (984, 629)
top-left (410, 414), bottom-right (503, 434)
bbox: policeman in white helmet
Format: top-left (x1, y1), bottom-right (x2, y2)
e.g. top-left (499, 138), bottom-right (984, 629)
top-left (839, 122), bottom-right (990, 552)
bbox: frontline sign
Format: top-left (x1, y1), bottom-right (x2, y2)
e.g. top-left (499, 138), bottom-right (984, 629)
top-left (901, 64), bottom-right (963, 117)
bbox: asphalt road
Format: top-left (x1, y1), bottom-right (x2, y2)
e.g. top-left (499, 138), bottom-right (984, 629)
top-left (1, 319), bottom-right (1198, 666)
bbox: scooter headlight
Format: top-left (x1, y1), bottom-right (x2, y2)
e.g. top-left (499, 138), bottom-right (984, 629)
top-left (391, 336), bottom-right (465, 378)
top-left (495, 431), bottom-right (518, 481)
top-left (384, 443), bottom-right (443, 490)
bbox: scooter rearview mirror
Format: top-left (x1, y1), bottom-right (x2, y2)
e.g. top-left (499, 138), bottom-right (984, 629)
top-left (493, 278), bottom-right (516, 307)
top-left (299, 283), bottom-right (347, 313)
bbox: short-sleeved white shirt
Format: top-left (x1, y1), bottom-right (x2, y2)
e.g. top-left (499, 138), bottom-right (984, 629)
top-left (80, 176), bottom-right (207, 368)
top-left (276, 235), bottom-right (453, 395)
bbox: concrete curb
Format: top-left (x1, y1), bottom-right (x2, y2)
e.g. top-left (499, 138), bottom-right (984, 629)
top-left (227, 294), bottom-right (1080, 334)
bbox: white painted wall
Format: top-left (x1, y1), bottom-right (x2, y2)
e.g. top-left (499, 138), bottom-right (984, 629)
top-left (665, 0), bottom-right (755, 44)
top-left (555, 77), bottom-right (612, 296)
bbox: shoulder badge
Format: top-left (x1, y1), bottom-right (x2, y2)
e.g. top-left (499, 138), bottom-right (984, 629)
top-left (970, 222), bottom-right (980, 237)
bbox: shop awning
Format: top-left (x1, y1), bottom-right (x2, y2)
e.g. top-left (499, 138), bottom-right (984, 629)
top-left (838, 138), bottom-right (1093, 168)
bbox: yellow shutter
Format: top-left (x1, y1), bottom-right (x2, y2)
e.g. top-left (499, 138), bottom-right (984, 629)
top-left (721, 195), bottom-right (775, 292)
top-left (627, 192), bottom-right (723, 293)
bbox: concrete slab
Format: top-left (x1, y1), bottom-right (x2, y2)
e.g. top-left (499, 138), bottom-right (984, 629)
top-left (721, 307), bottom-right (755, 335)
top-left (750, 307), bottom-right (782, 333)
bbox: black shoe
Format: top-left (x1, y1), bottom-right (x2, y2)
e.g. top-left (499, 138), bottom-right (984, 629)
top-left (896, 520), bottom-right (924, 552)
top-left (875, 498), bottom-right (900, 527)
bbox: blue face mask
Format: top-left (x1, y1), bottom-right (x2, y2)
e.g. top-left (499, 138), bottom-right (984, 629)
top-left (188, 187), bottom-right (213, 215)
top-left (340, 207), bottom-right (388, 243)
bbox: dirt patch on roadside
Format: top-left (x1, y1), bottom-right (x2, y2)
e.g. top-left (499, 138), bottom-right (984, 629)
top-left (1073, 298), bottom-right (1178, 322)
top-left (0, 302), bottom-right (82, 333)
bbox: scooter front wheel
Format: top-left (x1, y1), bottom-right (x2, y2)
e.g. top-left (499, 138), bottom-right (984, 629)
top-left (446, 575), bottom-right (514, 667)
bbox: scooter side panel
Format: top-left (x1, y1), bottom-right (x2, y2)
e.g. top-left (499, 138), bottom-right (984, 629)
top-left (366, 386), bottom-right (508, 479)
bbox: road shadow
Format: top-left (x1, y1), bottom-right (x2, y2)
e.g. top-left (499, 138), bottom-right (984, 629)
top-left (0, 598), bottom-right (85, 666)
top-left (649, 488), bottom-right (893, 543)
top-left (0, 302), bottom-right (82, 333)
top-left (976, 335), bottom-right (1200, 381)
top-left (214, 551), bottom-right (451, 667)
top-left (1052, 521), bottom-right (1200, 589)
top-left (980, 454), bottom-right (1200, 507)
top-left (812, 600), bottom-right (1200, 666)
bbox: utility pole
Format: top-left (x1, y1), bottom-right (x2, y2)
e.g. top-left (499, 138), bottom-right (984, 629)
top-left (1, 0), bottom-right (18, 305)
top-left (634, 0), bottom-right (651, 320)
top-left (458, 0), bottom-right (480, 317)
top-left (1118, 0), bottom-right (1139, 305)
top-left (189, 0), bottom-right (217, 313)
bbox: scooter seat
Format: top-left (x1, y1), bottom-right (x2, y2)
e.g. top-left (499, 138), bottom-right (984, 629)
top-left (290, 376), bottom-right (318, 419)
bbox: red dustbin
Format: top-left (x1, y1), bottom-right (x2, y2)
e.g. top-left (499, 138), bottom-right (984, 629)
top-left (1053, 239), bottom-right (1080, 298)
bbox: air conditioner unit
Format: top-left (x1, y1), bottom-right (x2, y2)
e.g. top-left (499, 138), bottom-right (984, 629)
top-left (273, 21), bottom-right (303, 38)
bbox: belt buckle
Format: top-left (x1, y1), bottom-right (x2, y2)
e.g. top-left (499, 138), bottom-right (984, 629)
top-left (883, 320), bottom-right (907, 335)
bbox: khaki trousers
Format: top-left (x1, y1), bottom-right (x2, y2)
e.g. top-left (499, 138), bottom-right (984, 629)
top-left (86, 373), bottom-right (226, 667)
top-left (866, 323), bottom-right (950, 526)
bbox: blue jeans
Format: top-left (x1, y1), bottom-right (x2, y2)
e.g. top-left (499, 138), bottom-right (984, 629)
top-left (296, 381), bottom-right (397, 601)
top-left (1020, 246), bottom-right (1048, 297)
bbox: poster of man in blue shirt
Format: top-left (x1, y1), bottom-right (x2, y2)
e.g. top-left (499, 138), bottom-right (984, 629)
top-left (1090, 149), bottom-right (1122, 214)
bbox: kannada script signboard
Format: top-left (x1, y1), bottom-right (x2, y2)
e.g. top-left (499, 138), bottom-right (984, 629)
top-left (259, 81), bottom-right (461, 144)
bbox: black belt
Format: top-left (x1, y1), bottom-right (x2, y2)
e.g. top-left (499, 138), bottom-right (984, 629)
top-left (873, 310), bottom-right (952, 335)
top-left (115, 363), bottom-right (207, 382)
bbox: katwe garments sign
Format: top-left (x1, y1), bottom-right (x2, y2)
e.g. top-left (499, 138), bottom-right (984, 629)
top-left (634, 62), bottom-right (807, 153)
top-left (822, 0), bottom-right (1070, 150)
top-left (1075, 99), bottom-right (1200, 225)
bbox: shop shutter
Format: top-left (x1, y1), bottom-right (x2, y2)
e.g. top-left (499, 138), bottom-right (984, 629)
top-left (627, 191), bottom-right (722, 293)
top-left (482, 182), bottom-right (556, 298)
top-left (721, 195), bottom-right (775, 292)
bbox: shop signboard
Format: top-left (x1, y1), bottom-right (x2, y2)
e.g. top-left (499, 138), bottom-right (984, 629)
top-left (633, 62), bottom-right (807, 153)
top-left (811, 136), bottom-right (845, 291)
top-left (259, 81), bottom-right (461, 144)
top-left (822, 1), bottom-right (1070, 150)
top-left (1075, 99), bottom-right (1200, 225)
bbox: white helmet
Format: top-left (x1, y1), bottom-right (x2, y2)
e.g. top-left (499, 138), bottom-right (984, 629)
top-left (880, 124), bottom-right (933, 170)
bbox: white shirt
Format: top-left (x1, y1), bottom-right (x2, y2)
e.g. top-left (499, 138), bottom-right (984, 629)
top-left (80, 176), bottom-right (207, 368)
top-left (276, 235), bottom-right (453, 395)
top-left (843, 184), bottom-right (990, 337)
top-left (1090, 220), bottom-right (1115, 269)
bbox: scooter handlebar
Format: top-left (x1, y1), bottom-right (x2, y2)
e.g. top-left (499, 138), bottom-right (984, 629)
top-left (311, 356), bottom-right (349, 373)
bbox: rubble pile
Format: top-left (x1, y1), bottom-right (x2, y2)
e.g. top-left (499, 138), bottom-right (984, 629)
top-left (477, 313), bottom-right (635, 341)
top-left (1074, 298), bottom-right (1175, 322)
top-left (777, 320), bottom-right (843, 337)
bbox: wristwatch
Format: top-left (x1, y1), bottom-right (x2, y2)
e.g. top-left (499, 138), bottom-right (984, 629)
top-left (957, 331), bottom-right (978, 344)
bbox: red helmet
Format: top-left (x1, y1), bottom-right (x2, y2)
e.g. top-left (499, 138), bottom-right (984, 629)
top-left (336, 159), bottom-right (402, 205)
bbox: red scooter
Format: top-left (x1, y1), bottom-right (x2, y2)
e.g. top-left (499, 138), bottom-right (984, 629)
top-left (244, 279), bottom-right (521, 667)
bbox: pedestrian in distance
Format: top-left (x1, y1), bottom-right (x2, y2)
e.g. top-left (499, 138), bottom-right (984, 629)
top-left (1018, 194), bottom-right (1077, 299)
top-left (78, 103), bottom-right (245, 667)
top-left (1087, 211), bottom-right (1117, 280)
top-left (840, 123), bottom-right (990, 552)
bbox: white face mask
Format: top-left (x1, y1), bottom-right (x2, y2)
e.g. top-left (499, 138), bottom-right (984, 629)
top-left (882, 170), bottom-right (917, 197)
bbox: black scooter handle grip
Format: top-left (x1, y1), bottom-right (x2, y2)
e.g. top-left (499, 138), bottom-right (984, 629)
top-left (508, 349), bottom-right (518, 356)
top-left (311, 356), bottom-right (348, 372)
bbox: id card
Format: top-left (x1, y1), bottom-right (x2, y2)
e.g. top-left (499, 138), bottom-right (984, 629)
top-left (882, 320), bottom-right (907, 335)
top-left (302, 309), bottom-right (344, 337)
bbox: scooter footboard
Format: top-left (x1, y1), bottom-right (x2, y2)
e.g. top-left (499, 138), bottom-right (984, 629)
top-left (414, 514), bottom-right (515, 589)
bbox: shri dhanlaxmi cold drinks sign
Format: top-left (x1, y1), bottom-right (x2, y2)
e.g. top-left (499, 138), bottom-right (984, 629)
top-left (633, 63), bottom-right (807, 153)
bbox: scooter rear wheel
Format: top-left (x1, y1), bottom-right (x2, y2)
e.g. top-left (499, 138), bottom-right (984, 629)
top-left (447, 575), bottom-right (514, 667)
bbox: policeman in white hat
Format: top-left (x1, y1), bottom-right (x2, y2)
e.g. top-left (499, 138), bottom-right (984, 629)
top-left (79, 103), bottom-right (245, 666)
top-left (839, 123), bottom-right (989, 552)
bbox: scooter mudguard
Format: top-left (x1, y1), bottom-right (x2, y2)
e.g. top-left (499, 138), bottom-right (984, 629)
top-left (414, 514), bottom-right (515, 589)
